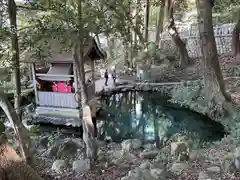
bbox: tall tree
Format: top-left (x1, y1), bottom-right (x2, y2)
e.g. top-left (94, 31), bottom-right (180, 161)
top-left (8, 0), bottom-right (22, 119)
top-left (155, 0), bottom-right (165, 47)
top-left (74, 0), bottom-right (98, 166)
top-left (166, 0), bottom-right (192, 68)
top-left (132, 0), bottom-right (141, 57)
top-left (144, 0), bottom-right (150, 44)
top-left (232, 11), bottom-right (240, 60)
top-left (196, 0), bottom-right (231, 102)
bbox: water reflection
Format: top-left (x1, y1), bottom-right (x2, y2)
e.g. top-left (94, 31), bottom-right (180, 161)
top-left (97, 91), bottom-right (225, 148)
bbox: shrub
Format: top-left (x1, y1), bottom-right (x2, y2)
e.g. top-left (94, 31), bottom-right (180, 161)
top-left (170, 80), bottom-right (229, 120)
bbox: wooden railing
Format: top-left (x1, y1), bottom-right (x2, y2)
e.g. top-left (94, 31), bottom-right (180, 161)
top-left (38, 91), bottom-right (78, 108)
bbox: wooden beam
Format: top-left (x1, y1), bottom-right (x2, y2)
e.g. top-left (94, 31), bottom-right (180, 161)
top-left (73, 62), bottom-right (79, 91)
top-left (31, 63), bottom-right (39, 105)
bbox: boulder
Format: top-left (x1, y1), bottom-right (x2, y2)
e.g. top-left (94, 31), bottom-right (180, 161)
top-left (143, 144), bottom-right (155, 150)
top-left (51, 160), bottom-right (68, 173)
top-left (171, 142), bottom-right (189, 157)
top-left (139, 161), bottom-right (153, 169)
top-left (140, 150), bottom-right (159, 159)
top-left (72, 159), bottom-right (90, 174)
top-left (178, 151), bottom-right (189, 161)
top-left (198, 171), bottom-right (211, 180)
top-left (206, 166), bottom-right (221, 173)
top-left (150, 168), bottom-right (168, 179)
top-left (170, 162), bottom-right (189, 174)
top-left (235, 147), bottom-right (240, 157)
top-left (220, 152), bottom-right (238, 173)
top-left (128, 167), bottom-right (152, 180)
top-left (43, 138), bottom-right (84, 159)
top-left (121, 139), bottom-right (141, 152)
top-left (110, 150), bottom-right (135, 165)
top-left (189, 150), bottom-right (204, 160)
top-left (123, 166), bottom-right (168, 180)
top-left (57, 140), bottom-right (79, 159)
top-left (223, 159), bottom-right (238, 173)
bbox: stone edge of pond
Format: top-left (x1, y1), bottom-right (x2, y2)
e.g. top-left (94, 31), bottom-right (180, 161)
top-left (95, 82), bottom-right (180, 97)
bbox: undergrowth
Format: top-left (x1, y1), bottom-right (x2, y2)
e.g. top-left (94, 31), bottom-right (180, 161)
top-left (169, 80), bottom-right (240, 151)
top-left (169, 80), bottom-right (230, 120)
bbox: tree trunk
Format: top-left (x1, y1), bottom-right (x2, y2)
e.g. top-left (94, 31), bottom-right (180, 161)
top-left (8, 0), bottom-right (22, 119)
top-left (133, 0), bottom-right (141, 56)
top-left (196, 0), bottom-right (231, 102)
top-left (75, 0), bottom-right (98, 165)
top-left (124, 45), bottom-right (129, 67)
top-left (127, 1), bottom-right (133, 67)
top-left (73, 42), bottom-right (98, 166)
top-left (232, 20), bottom-right (240, 60)
top-left (0, 0), bottom-right (3, 29)
top-left (106, 34), bottom-right (114, 59)
top-left (155, 0), bottom-right (165, 47)
top-left (95, 33), bottom-right (101, 48)
top-left (166, 0), bottom-right (192, 68)
top-left (0, 92), bottom-right (34, 166)
top-left (144, 0), bottom-right (150, 44)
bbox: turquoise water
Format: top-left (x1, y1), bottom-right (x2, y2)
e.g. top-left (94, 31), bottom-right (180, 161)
top-left (97, 91), bottom-right (225, 148)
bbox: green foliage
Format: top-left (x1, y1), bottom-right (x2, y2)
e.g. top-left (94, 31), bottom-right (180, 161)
top-left (213, 0), bottom-right (240, 23)
top-left (222, 112), bottom-right (240, 143)
top-left (48, 128), bottom-right (62, 146)
top-left (29, 125), bottom-right (41, 136)
top-left (170, 81), bottom-right (229, 119)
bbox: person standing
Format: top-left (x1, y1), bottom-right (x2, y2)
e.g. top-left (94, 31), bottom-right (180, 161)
top-left (104, 69), bottom-right (109, 86)
top-left (112, 69), bottom-right (117, 85)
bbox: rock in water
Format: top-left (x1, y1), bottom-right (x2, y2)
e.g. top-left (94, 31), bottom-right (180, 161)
top-left (72, 159), bottom-right (90, 174)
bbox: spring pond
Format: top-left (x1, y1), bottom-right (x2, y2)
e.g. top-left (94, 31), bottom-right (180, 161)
top-left (96, 91), bottom-right (226, 148)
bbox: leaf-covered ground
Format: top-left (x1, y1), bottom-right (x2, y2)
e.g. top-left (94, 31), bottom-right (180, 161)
top-left (39, 143), bottom-right (240, 180)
